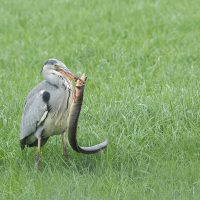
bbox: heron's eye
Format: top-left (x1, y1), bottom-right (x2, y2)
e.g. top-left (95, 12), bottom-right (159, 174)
top-left (54, 64), bottom-right (60, 70)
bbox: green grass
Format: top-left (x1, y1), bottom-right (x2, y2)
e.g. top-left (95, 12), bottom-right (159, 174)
top-left (0, 0), bottom-right (200, 199)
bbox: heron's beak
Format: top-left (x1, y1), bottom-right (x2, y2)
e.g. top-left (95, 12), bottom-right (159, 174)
top-left (57, 67), bottom-right (79, 82)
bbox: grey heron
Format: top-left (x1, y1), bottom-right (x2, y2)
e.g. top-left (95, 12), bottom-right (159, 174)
top-left (20, 59), bottom-right (108, 168)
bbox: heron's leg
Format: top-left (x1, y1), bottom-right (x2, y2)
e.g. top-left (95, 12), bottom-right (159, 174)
top-left (35, 137), bottom-right (41, 170)
top-left (61, 133), bottom-right (68, 159)
top-left (34, 127), bottom-right (43, 170)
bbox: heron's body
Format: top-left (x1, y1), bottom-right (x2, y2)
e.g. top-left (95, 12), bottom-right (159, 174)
top-left (20, 79), bottom-right (72, 148)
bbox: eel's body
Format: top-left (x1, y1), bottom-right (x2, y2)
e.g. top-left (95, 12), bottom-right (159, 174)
top-left (68, 74), bottom-right (108, 154)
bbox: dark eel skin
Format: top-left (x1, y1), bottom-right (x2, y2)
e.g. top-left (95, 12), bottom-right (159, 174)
top-left (68, 74), bottom-right (108, 154)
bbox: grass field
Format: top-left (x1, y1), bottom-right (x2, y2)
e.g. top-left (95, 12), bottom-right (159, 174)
top-left (0, 0), bottom-right (200, 199)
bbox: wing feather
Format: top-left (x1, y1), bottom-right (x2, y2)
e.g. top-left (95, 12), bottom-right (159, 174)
top-left (20, 88), bottom-right (48, 140)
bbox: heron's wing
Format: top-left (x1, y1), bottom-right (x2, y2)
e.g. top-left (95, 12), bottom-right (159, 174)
top-left (20, 87), bottom-right (49, 140)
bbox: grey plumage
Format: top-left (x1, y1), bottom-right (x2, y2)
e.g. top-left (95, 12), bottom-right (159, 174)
top-left (20, 59), bottom-right (73, 149)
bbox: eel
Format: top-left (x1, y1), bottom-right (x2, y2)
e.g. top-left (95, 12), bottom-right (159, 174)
top-left (68, 74), bottom-right (108, 154)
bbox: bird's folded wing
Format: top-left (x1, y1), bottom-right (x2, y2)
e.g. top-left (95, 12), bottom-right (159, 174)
top-left (20, 91), bottom-right (48, 140)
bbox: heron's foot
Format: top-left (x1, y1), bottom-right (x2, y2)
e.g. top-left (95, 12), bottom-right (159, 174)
top-left (35, 154), bottom-right (41, 171)
top-left (63, 146), bottom-right (69, 160)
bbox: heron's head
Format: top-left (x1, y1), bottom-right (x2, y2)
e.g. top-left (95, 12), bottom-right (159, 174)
top-left (42, 59), bottom-right (79, 82)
